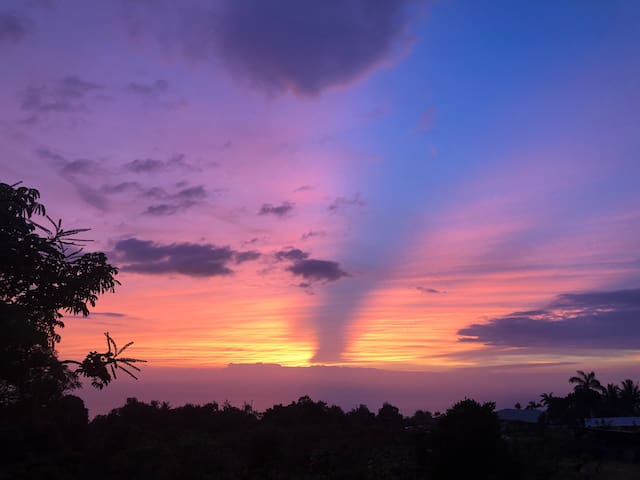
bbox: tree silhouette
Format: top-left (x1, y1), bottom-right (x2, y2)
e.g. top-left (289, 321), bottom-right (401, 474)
top-left (619, 379), bottom-right (640, 415)
top-left (569, 370), bottom-right (605, 394)
top-left (0, 182), bottom-right (143, 406)
top-left (540, 392), bottom-right (554, 407)
top-left (431, 398), bottom-right (516, 479)
top-left (568, 371), bottom-right (605, 419)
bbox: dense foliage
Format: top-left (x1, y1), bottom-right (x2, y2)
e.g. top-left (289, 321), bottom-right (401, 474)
top-left (5, 390), bottom-right (640, 480)
top-left (1, 182), bottom-right (144, 404)
top-left (0, 182), bottom-right (143, 477)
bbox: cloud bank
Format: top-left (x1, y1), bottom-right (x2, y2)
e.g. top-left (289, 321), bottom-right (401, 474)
top-left (113, 238), bottom-right (259, 277)
top-left (458, 289), bottom-right (640, 350)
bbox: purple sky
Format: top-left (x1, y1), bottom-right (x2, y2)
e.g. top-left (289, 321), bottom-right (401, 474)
top-left (1, 0), bottom-right (640, 415)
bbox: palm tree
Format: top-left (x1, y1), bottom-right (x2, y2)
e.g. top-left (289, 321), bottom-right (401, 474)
top-left (569, 371), bottom-right (606, 418)
top-left (540, 392), bottom-right (554, 407)
top-left (619, 379), bottom-right (640, 415)
top-left (605, 383), bottom-right (620, 399)
top-left (526, 401), bottom-right (541, 410)
top-left (603, 383), bottom-right (620, 416)
top-left (569, 370), bottom-right (606, 394)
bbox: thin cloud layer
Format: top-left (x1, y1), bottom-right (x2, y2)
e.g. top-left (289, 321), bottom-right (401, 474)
top-left (458, 289), bottom-right (640, 349)
top-left (22, 75), bottom-right (102, 114)
top-left (124, 154), bottom-right (195, 174)
top-left (416, 286), bottom-right (445, 294)
top-left (113, 238), bottom-right (260, 277)
top-left (37, 148), bottom-right (108, 210)
top-left (328, 193), bottom-right (365, 213)
top-left (126, 79), bottom-right (168, 96)
top-left (301, 230), bottom-right (325, 241)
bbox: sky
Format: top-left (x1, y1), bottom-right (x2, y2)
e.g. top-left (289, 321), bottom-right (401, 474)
top-left (2, 0), bottom-right (640, 415)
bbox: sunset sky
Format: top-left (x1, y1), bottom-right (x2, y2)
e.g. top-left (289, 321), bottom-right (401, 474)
top-left (2, 0), bottom-right (640, 414)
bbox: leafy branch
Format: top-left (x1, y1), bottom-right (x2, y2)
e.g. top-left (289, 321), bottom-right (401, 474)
top-left (63, 332), bottom-right (146, 389)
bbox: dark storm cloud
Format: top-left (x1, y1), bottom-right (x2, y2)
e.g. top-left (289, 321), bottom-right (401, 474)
top-left (416, 286), bottom-right (445, 294)
top-left (287, 259), bottom-right (349, 283)
top-left (458, 288), bottom-right (640, 350)
top-left (258, 201), bottom-right (294, 218)
top-left (274, 248), bottom-right (309, 262)
top-left (113, 238), bottom-right (246, 277)
top-left (22, 75), bottom-right (102, 114)
top-left (328, 193), bottom-right (365, 213)
top-left (202, 0), bottom-right (418, 95)
top-left (0, 11), bottom-right (27, 43)
top-left (126, 79), bottom-right (168, 95)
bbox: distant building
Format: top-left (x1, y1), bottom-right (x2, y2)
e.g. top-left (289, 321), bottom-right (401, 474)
top-left (585, 417), bottom-right (640, 429)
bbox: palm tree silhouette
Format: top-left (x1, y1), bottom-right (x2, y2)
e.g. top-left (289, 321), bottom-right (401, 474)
top-left (569, 370), bottom-right (606, 394)
top-left (619, 379), bottom-right (640, 415)
top-left (569, 371), bottom-right (606, 419)
top-left (540, 392), bottom-right (554, 407)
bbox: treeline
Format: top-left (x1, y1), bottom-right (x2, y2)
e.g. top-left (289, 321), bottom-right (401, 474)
top-left (2, 394), bottom-right (518, 480)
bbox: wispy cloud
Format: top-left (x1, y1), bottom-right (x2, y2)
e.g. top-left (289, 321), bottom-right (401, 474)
top-left (328, 193), bottom-right (365, 213)
top-left (258, 201), bottom-right (294, 218)
top-left (301, 230), bottom-right (325, 241)
top-left (124, 154), bottom-right (197, 174)
top-left (125, 79), bottom-right (168, 96)
top-left (37, 147), bottom-right (108, 210)
top-left (143, 185), bottom-right (207, 216)
top-left (416, 286), bottom-right (446, 294)
top-left (21, 75), bottom-right (102, 115)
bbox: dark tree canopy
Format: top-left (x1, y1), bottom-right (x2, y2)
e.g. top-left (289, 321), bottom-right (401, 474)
top-left (0, 182), bottom-right (142, 408)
